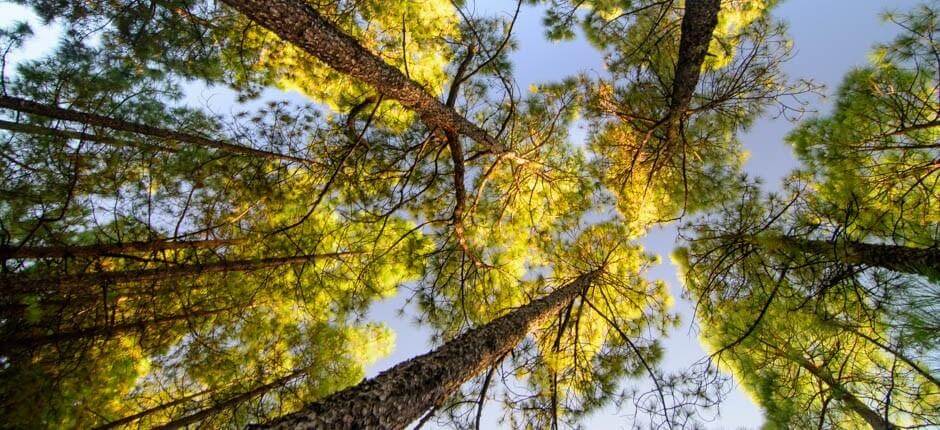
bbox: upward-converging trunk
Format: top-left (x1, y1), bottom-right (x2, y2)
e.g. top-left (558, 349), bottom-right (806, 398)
top-left (0, 95), bottom-right (314, 164)
top-left (250, 270), bottom-right (601, 430)
top-left (769, 235), bottom-right (940, 279)
top-left (219, 0), bottom-right (501, 152)
top-left (664, 0), bottom-right (721, 142)
top-left (796, 358), bottom-right (896, 430)
top-left (1, 252), bottom-right (356, 295)
top-left (0, 238), bottom-right (239, 261)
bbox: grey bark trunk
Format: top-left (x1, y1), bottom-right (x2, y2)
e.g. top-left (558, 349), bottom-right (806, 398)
top-left (250, 270), bottom-right (600, 429)
top-left (218, 0), bottom-right (501, 152)
top-left (774, 235), bottom-right (940, 279)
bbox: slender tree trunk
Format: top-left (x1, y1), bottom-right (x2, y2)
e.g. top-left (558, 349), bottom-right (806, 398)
top-left (154, 368), bottom-right (308, 430)
top-left (218, 0), bottom-right (501, 152)
top-left (664, 0), bottom-right (721, 142)
top-left (1, 307), bottom-right (232, 351)
top-left (1, 252), bottom-right (356, 295)
top-left (250, 270), bottom-right (601, 430)
top-left (797, 358), bottom-right (896, 430)
top-left (93, 388), bottom-right (216, 430)
top-left (770, 235), bottom-right (940, 279)
top-left (0, 238), bottom-right (238, 260)
top-left (822, 319), bottom-right (940, 388)
top-left (0, 95), bottom-right (313, 164)
top-left (0, 119), bottom-right (179, 153)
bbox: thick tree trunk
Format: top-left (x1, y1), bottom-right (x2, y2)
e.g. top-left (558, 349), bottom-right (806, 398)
top-left (218, 0), bottom-right (502, 152)
top-left (153, 368), bottom-right (308, 430)
top-left (1, 252), bottom-right (356, 295)
top-left (664, 0), bottom-right (721, 142)
top-left (0, 238), bottom-right (238, 260)
top-left (797, 358), bottom-right (896, 430)
top-left (771, 235), bottom-right (940, 279)
top-left (250, 270), bottom-right (600, 430)
top-left (0, 95), bottom-right (313, 164)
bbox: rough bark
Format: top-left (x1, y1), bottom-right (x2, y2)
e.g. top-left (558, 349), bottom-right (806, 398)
top-left (664, 0), bottom-right (721, 142)
top-left (0, 238), bottom-right (238, 261)
top-left (218, 0), bottom-right (502, 152)
top-left (0, 95), bottom-right (313, 164)
top-left (1, 252), bottom-right (356, 295)
top-left (154, 369), bottom-right (307, 430)
top-left (250, 270), bottom-right (600, 430)
top-left (771, 235), bottom-right (940, 279)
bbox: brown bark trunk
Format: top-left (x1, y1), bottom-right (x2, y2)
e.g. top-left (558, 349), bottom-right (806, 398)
top-left (797, 358), bottom-right (895, 430)
top-left (250, 270), bottom-right (600, 430)
top-left (773, 236), bottom-right (940, 279)
top-left (218, 0), bottom-right (502, 152)
top-left (0, 95), bottom-right (313, 164)
top-left (664, 0), bottom-right (721, 142)
top-left (153, 369), bottom-right (308, 430)
top-left (0, 238), bottom-right (238, 260)
top-left (1, 252), bottom-right (356, 295)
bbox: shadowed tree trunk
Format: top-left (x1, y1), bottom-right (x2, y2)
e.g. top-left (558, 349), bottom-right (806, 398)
top-left (249, 270), bottom-right (601, 430)
top-left (0, 238), bottom-right (239, 261)
top-left (796, 358), bottom-right (896, 430)
top-left (92, 388), bottom-right (216, 430)
top-left (153, 368), bottom-right (308, 430)
top-left (1, 252), bottom-right (357, 294)
top-left (0, 95), bottom-right (313, 164)
top-left (0, 119), bottom-right (180, 153)
top-left (218, 0), bottom-right (502, 152)
top-left (769, 235), bottom-right (940, 279)
top-left (664, 0), bottom-right (721, 143)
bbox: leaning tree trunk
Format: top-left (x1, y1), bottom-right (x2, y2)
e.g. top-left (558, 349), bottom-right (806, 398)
top-left (154, 368), bottom-right (308, 430)
top-left (796, 358), bottom-right (896, 430)
top-left (1, 252), bottom-right (356, 295)
top-left (92, 388), bottom-right (216, 430)
top-left (0, 95), bottom-right (313, 164)
top-left (250, 270), bottom-right (601, 430)
top-left (218, 0), bottom-right (502, 152)
top-left (770, 235), bottom-right (940, 279)
top-left (664, 0), bottom-right (721, 143)
top-left (0, 238), bottom-right (239, 261)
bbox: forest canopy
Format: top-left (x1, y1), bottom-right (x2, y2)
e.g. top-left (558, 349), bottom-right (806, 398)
top-left (0, 0), bottom-right (936, 429)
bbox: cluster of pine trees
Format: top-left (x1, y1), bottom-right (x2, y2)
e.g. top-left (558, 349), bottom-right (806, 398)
top-left (0, 0), bottom-right (935, 428)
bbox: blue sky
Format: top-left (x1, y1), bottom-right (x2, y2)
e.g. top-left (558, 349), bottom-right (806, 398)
top-left (0, 0), bottom-right (924, 428)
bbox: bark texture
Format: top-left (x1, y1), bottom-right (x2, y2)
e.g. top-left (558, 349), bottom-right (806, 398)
top-left (1, 252), bottom-right (355, 294)
top-left (250, 270), bottom-right (600, 430)
top-left (0, 238), bottom-right (237, 260)
top-left (218, 0), bottom-right (502, 152)
top-left (664, 0), bottom-right (721, 141)
top-left (0, 95), bottom-right (312, 164)
top-left (772, 236), bottom-right (940, 279)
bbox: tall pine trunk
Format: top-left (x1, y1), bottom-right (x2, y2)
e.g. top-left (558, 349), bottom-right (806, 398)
top-left (0, 238), bottom-right (238, 260)
top-left (796, 357), bottom-right (896, 430)
top-left (770, 235), bottom-right (939, 279)
top-left (664, 0), bottom-right (721, 143)
top-left (2, 252), bottom-right (356, 294)
top-left (251, 270), bottom-right (600, 430)
top-left (219, 0), bottom-right (501, 152)
top-left (0, 95), bottom-right (313, 164)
